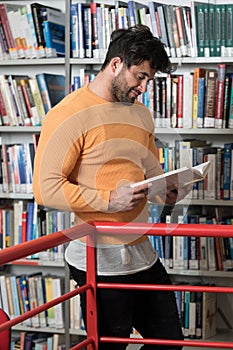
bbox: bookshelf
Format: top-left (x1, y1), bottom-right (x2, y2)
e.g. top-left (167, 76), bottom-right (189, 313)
top-left (1, 0), bottom-right (233, 349)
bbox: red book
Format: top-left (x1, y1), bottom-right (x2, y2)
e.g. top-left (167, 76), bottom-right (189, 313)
top-left (90, 2), bottom-right (99, 58)
top-left (0, 4), bottom-right (17, 59)
top-left (21, 210), bottom-right (27, 243)
top-left (177, 74), bottom-right (184, 128)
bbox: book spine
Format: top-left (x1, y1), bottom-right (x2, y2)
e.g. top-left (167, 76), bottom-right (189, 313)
top-left (215, 4), bottom-right (222, 57)
top-left (148, 2), bottom-right (159, 39)
top-left (197, 77), bottom-right (205, 128)
top-left (225, 4), bottom-right (233, 57)
top-left (90, 2), bottom-right (99, 59)
top-left (220, 4), bottom-right (226, 57)
top-left (175, 6), bottom-right (187, 57)
top-left (208, 4), bottom-right (216, 57)
top-left (195, 4), bottom-right (205, 57)
top-left (203, 69), bottom-right (218, 128)
top-left (177, 74), bottom-right (183, 128)
top-left (0, 4), bottom-right (17, 59)
top-left (214, 64), bottom-right (226, 129)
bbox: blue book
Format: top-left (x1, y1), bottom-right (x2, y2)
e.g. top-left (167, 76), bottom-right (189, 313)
top-left (36, 73), bottom-right (65, 113)
top-left (128, 1), bottom-right (137, 26)
top-left (184, 290), bottom-right (190, 338)
top-left (26, 201), bottom-right (34, 242)
top-left (223, 143), bottom-right (233, 200)
top-left (197, 77), bottom-right (205, 128)
top-left (70, 3), bottom-right (79, 57)
top-left (10, 275), bottom-right (21, 317)
top-left (43, 21), bottom-right (65, 57)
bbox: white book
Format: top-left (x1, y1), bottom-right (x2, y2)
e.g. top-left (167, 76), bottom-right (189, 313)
top-left (0, 275), bottom-right (10, 317)
top-left (131, 161), bottom-right (211, 200)
top-left (52, 277), bottom-right (64, 329)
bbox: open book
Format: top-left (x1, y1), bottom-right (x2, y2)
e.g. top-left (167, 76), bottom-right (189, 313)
top-left (131, 161), bottom-right (211, 198)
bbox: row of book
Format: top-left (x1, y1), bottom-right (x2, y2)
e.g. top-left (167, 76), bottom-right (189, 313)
top-left (11, 332), bottom-right (66, 350)
top-left (1, 62), bottom-right (233, 129)
top-left (0, 142), bottom-right (35, 194)
top-left (149, 204), bottom-right (233, 272)
top-left (175, 287), bottom-right (217, 340)
top-left (0, 2), bottom-right (65, 60)
top-left (0, 273), bottom-right (64, 329)
top-left (156, 139), bottom-right (233, 201)
top-left (71, 1), bottom-right (233, 60)
top-left (0, 201), bottom-right (74, 262)
top-left (69, 1), bottom-right (233, 60)
top-left (144, 64), bottom-right (233, 130)
top-left (1, 1), bottom-right (233, 61)
top-left (0, 73), bottom-right (65, 127)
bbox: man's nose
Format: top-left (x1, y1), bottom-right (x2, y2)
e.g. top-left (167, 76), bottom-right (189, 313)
top-left (138, 80), bottom-right (148, 93)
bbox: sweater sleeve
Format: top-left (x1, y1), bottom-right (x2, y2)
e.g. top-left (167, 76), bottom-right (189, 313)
top-left (33, 108), bottom-right (110, 214)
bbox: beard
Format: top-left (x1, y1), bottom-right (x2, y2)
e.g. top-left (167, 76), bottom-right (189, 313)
top-left (110, 72), bottom-right (136, 104)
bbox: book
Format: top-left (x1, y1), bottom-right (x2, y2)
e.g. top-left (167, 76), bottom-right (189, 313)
top-left (28, 77), bottom-right (45, 125)
top-left (214, 64), bottom-right (226, 128)
top-left (195, 3), bottom-right (205, 57)
top-left (35, 73), bottom-right (65, 114)
top-left (163, 4), bottom-right (176, 58)
top-left (192, 67), bottom-right (206, 128)
top-left (208, 3), bottom-right (216, 57)
top-left (30, 2), bottom-right (63, 50)
top-left (0, 3), bottom-right (18, 59)
top-left (43, 21), bottom-right (65, 57)
top-left (131, 161), bottom-right (211, 200)
top-left (203, 69), bottom-right (218, 128)
top-left (202, 291), bottom-right (217, 339)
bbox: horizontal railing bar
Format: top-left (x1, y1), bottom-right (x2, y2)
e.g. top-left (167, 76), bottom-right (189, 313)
top-left (97, 283), bottom-right (233, 293)
top-left (100, 336), bottom-right (233, 348)
top-left (0, 283), bottom-right (93, 333)
top-left (93, 222), bottom-right (233, 237)
top-left (70, 336), bottom-right (95, 350)
top-left (0, 223), bottom-right (93, 266)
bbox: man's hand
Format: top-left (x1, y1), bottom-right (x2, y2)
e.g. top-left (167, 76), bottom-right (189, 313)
top-left (108, 183), bottom-right (150, 212)
top-left (165, 183), bottom-right (193, 204)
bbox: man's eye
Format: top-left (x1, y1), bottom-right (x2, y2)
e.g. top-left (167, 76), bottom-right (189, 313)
top-left (137, 76), bottom-right (144, 80)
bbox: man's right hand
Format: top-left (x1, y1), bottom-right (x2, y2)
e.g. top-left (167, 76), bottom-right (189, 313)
top-left (108, 183), bottom-right (150, 212)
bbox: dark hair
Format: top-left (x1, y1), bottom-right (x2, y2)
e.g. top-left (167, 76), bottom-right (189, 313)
top-left (101, 24), bottom-right (175, 73)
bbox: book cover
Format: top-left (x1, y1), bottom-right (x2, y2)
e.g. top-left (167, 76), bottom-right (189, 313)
top-left (10, 275), bottom-right (21, 318)
top-left (148, 2), bottom-right (159, 39)
top-left (36, 73), bottom-right (65, 114)
top-left (34, 273), bottom-right (47, 328)
top-left (44, 276), bottom-right (55, 328)
top-left (28, 273), bottom-right (40, 328)
top-left (203, 69), bottom-right (218, 128)
top-left (214, 64), bottom-right (226, 129)
top-left (30, 2), bottom-right (62, 49)
top-left (0, 4), bottom-right (18, 59)
top-left (195, 3), bottom-right (205, 57)
top-left (202, 291), bottom-right (217, 339)
top-left (163, 4), bottom-right (176, 58)
top-left (192, 67), bottom-right (206, 128)
top-left (43, 20), bottom-right (65, 58)
top-left (208, 3), bottom-right (216, 57)
top-left (197, 77), bottom-right (205, 128)
top-left (215, 4), bottom-right (222, 57)
top-left (90, 2), bottom-right (99, 59)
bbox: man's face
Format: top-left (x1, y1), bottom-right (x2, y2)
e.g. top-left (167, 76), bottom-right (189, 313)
top-left (110, 60), bottom-right (156, 103)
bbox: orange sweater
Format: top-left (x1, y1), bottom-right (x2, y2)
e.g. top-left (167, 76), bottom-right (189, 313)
top-left (33, 86), bottom-right (163, 243)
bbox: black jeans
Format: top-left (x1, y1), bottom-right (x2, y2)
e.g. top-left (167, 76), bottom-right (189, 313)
top-left (68, 259), bottom-right (183, 350)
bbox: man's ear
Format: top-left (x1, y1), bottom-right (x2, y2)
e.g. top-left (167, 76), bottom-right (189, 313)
top-left (110, 57), bottom-right (123, 74)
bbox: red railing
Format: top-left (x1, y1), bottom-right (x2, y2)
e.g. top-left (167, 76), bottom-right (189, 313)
top-left (0, 222), bottom-right (233, 349)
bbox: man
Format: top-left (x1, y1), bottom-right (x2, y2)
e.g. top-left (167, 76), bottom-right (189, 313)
top-left (33, 25), bottom-right (186, 349)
